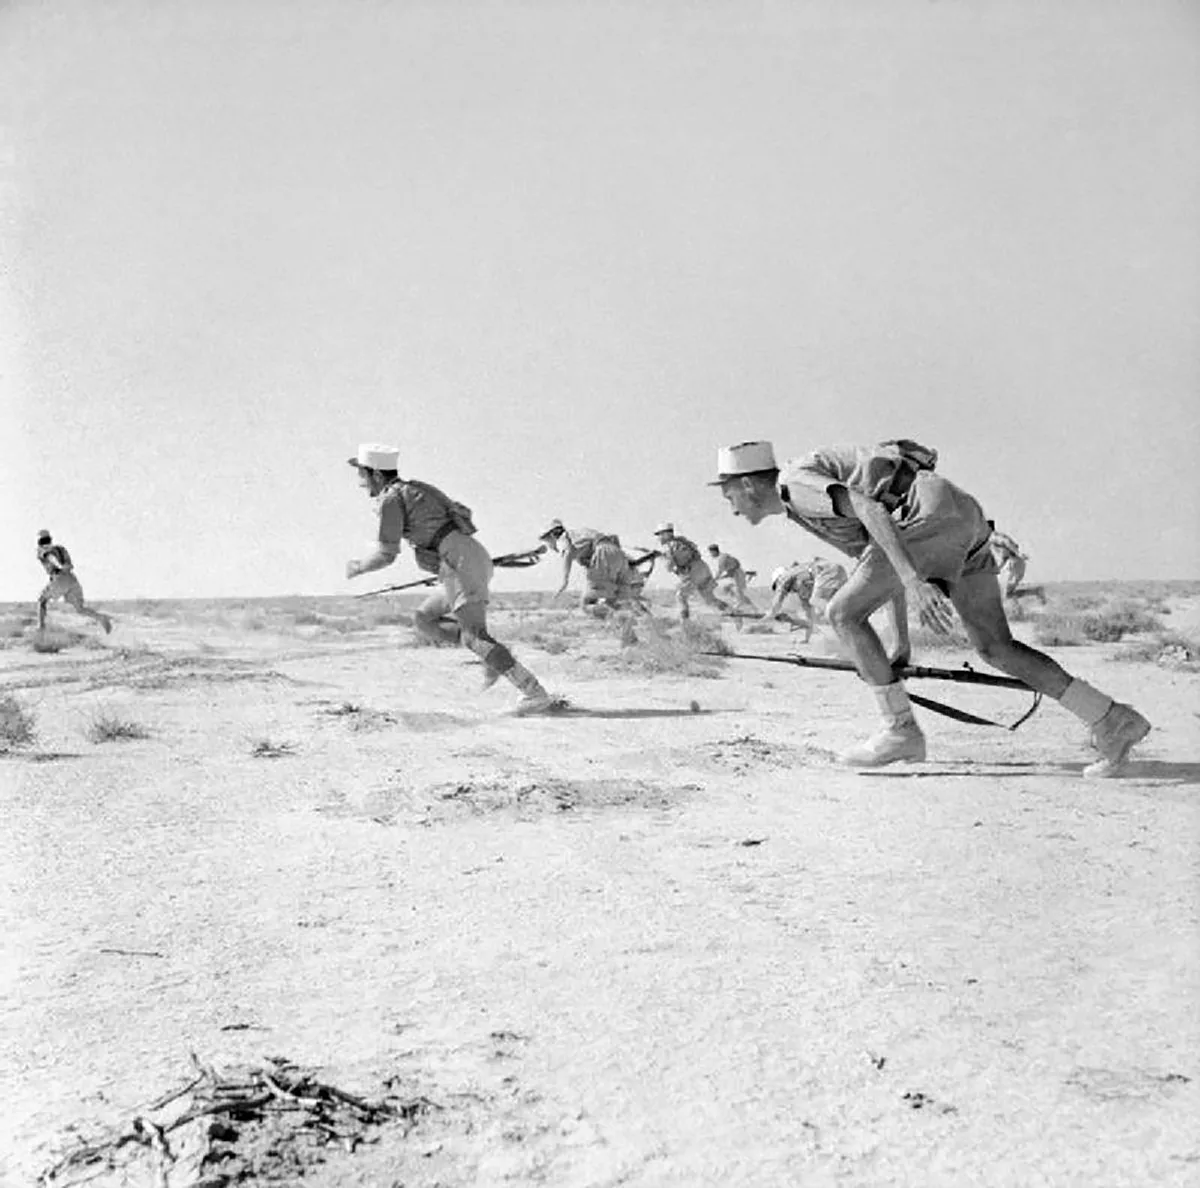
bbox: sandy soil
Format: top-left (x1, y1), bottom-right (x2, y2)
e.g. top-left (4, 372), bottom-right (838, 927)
top-left (2, 598), bottom-right (1198, 1187)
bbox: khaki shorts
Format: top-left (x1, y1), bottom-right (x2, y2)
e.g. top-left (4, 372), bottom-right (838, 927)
top-left (585, 540), bottom-right (635, 602)
top-left (855, 471), bottom-right (997, 591)
top-left (812, 570), bottom-right (847, 602)
top-left (438, 532), bottom-right (493, 611)
top-left (677, 558), bottom-right (717, 598)
top-left (40, 572), bottom-right (86, 607)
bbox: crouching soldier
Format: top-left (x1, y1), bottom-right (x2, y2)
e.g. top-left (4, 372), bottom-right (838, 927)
top-left (653, 523), bottom-right (731, 621)
top-left (539, 520), bottom-right (639, 615)
top-left (345, 444), bottom-right (558, 715)
top-left (35, 530), bottom-right (112, 634)
top-left (764, 562), bottom-right (819, 641)
top-left (712, 438), bottom-right (1150, 776)
top-left (707, 544), bottom-right (757, 612)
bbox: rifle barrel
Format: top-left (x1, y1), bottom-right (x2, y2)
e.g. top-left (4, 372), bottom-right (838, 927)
top-left (719, 651), bottom-right (1032, 691)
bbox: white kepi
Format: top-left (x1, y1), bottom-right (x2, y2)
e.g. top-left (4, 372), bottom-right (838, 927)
top-left (348, 443), bottom-right (400, 470)
top-left (711, 441), bottom-right (778, 483)
top-left (654, 521), bottom-right (675, 535)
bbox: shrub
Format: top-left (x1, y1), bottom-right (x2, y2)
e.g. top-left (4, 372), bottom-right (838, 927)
top-left (31, 628), bottom-right (86, 654)
top-left (1080, 600), bottom-right (1163, 642)
top-left (1112, 631), bottom-right (1200, 671)
top-left (87, 712), bottom-right (151, 743)
top-left (1033, 612), bottom-right (1085, 647)
top-left (0, 695), bottom-right (37, 751)
top-left (595, 617), bottom-right (728, 678)
top-left (906, 622), bottom-right (971, 652)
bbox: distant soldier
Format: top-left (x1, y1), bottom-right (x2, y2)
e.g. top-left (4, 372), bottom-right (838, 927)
top-left (763, 562), bottom-right (819, 641)
top-left (35, 530), bottom-right (112, 634)
top-left (707, 544), bottom-right (757, 612)
top-left (763, 557), bottom-right (850, 639)
top-left (988, 523), bottom-right (1028, 597)
top-left (652, 523), bottom-right (731, 621)
top-left (345, 444), bottom-right (558, 715)
top-left (539, 520), bottom-right (640, 615)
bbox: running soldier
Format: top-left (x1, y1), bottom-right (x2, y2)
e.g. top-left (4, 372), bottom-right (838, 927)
top-left (345, 444), bottom-right (557, 715)
top-left (539, 520), bottom-right (640, 615)
top-left (653, 523), bottom-right (732, 621)
top-left (35, 530), bottom-right (112, 634)
top-left (712, 439), bottom-right (1150, 776)
top-left (988, 523), bottom-right (1029, 597)
top-left (707, 544), bottom-right (757, 612)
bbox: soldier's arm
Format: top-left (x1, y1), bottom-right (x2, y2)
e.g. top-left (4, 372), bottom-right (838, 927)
top-left (347, 493), bottom-right (403, 578)
top-left (839, 487), bottom-right (957, 635)
top-left (553, 548), bottom-right (574, 596)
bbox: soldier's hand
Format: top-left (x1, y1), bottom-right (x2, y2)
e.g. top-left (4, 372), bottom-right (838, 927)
top-left (345, 560), bottom-right (363, 580)
top-left (907, 579), bottom-right (956, 635)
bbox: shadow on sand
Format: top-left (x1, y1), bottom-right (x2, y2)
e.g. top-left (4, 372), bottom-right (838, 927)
top-left (860, 757), bottom-right (1200, 786)
top-left (557, 706), bottom-right (726, 720)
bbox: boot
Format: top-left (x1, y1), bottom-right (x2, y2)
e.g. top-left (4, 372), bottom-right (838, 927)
top-left (1084, 702), bottom-right (1151, 778)
top-left (1058, 679), bottom-right (1150, 778)
top-left (502, 659), bottom-right (565, 715)
top-left (511, 689), bottom-right (562, 716)
top-left (839, 682), bottom-right (926, 768)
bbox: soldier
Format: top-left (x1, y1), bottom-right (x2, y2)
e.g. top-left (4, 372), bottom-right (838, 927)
top-left (539, 520), bottom-right (640, 615)
top-left (711, 439), bottom-right (1149, 776)
top-left (345, 444), bottom-right (558, 715)
top-left (763, 558), bottom-right (855, 642)
top-left (706, 544), bottom-right (757, 612)
top-left (653, 523), bottom-right (732, 621)
top-left (35, 530), bottom-right (112, 635)
top-left (763, 562), bottom-right (819, 641)
top-left (988, 523), bottom-right (1029, 597)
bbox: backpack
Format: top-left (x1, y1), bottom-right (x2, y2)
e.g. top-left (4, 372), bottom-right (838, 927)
top-left (398, 480), bottom-right (478, 540)
top-left (670, 537), bottom-right (700, 570)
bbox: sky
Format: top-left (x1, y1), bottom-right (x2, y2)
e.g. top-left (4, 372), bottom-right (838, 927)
top-left (2, 0), bottom-right (1197, 600)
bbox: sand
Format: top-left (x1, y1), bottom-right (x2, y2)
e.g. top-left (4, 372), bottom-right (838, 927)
top-left (1, 595), bottom-right (1197, 1187)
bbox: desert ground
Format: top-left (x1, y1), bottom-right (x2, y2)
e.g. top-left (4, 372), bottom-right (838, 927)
top-left (2, 582), bottom-right (1198, 1187)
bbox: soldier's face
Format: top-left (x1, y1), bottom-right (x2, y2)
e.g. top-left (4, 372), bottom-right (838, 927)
top-left (722, 479), bottom-right (763, 524)
top-left (357, 467), bottom-right (385, 497)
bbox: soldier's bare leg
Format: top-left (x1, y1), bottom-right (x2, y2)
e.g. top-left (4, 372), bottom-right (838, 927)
top-left (414, 589), bottom-right (461, 646)
top-left (454, 599), bottom-right (550, 705)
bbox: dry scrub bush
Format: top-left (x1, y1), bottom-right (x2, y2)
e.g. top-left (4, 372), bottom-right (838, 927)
top-left (0, 695), bottom-right (37, 751)
top-left (1112, 631), bottom-right (1200, 671)
top-left (906, 622), bottom-right (971, 652)
top-left (1033, 597), bottom-right (1163, 647)
top-left (594, 617), bottom-right (729, 679)
top-left (31, 627), bottom-right (89, 653)
top-left (87, 711), bottom-right (151, 743)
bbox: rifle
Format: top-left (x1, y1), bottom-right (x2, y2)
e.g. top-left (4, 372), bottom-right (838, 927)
top-left (356, 545), bottom-right (548, 598)
top-left (492, 545), bottom-right (548, 569)
top-left (709, 650), bottom-right (1043, 731)
top-left (626, 549), bottom-right (661, 574)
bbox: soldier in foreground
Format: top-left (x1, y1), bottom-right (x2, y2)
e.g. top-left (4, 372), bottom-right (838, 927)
top-left (712, 439), bottom-right (1150, 776)
top-left (652, 523), bottom-right (731, 621)
top-left (707, 544), bottom-right (757, 612)
top-left (345, 444), bottom-right (558, 715)
top-left (35, 530), bottom-right (112, 635)
top-left (988, 523), bottom-right (1029, 597)
top-left (539, 520), bottom-right (640, 615)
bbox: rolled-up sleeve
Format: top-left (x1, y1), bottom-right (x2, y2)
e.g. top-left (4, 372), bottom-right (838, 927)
top-left (377, 489), bottom-right (406, 551)
top-left (786, 445), bottom-right (907, 508)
